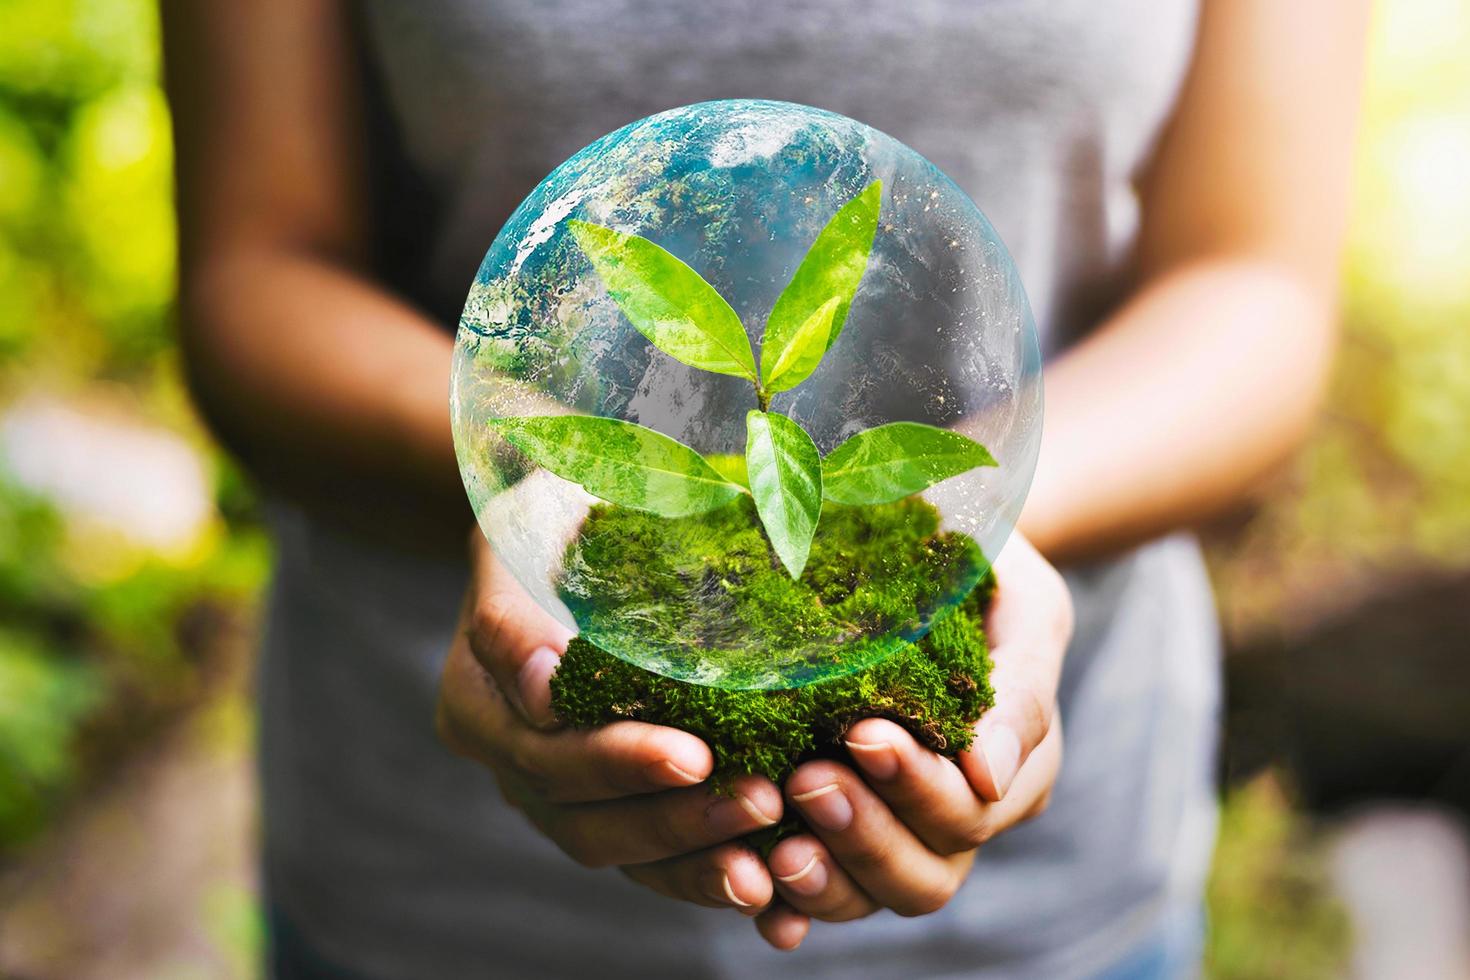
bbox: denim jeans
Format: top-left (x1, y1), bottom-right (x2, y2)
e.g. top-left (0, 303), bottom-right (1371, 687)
top-left (1093, 906), bottom-right (1205, 980)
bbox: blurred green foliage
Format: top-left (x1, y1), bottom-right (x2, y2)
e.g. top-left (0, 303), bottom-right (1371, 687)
top-left (0, 0), bottom-right (174, 377)
top-left (0, 478), bottom-right (104, 843)
top-left (0, 456), bottom-right (268, 845)
top-left (1205, 775), bottom-right (1351, 979)
top-left (1209, 1), bottom-right (1470, 631)
top-left (0, 0), bottom-right (268, 853)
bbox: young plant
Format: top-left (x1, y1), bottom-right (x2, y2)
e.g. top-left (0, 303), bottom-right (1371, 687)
top-left (488, 181), bottom-right (996, 579)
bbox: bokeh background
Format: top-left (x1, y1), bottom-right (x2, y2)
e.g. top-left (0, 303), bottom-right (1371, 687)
top-left (1, 1), bottom-right (1467, 977)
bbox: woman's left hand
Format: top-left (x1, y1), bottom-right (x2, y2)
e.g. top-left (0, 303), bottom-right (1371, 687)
top-left (753, 532), bottom-right (1073, 951)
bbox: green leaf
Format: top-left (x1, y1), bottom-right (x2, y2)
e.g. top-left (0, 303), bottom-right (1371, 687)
top-left (762, 296), bottom-right (839, 393)
top-left (745, 411), bottom-right (823, 579)
top-left (490, 416), bottom-right (742, 517)
top-left (568, 220), bottom-right (756, 380)
top-left (821, 422), bottom-right (996, 505)
top-left (760, 180), bottom-right (882, 391)
top-left (703, 452), bottom-right (750, 490)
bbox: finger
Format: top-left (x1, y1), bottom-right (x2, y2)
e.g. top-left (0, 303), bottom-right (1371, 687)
top-left (844, 718), bottom-right (990, 855)
top-left (439, 640), bottom-right (714, 801)
top-left (964, 533), bottom-right (1072, 801)
top-left (962, 714), bottom-right (1064, 841)
top-left (767, 834), bottom-right (878, 923)
top-left (786, 762), bottom-right (968, 918)
top-left (754, 903), bottom-right (812, 951)
top-left (540, 774), bottom-right (783, 868)
top-left (463, 539), bottom-right (575, 728)
top-left (622, 843), bottom-right (773, 916)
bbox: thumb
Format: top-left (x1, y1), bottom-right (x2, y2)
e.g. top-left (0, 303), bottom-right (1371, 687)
top-left (958, 532), bottom-right (1072, 802)
top-left (461, 534), bottom-right (575, 729)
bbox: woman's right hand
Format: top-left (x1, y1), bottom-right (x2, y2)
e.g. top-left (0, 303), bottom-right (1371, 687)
top-left (436, 532), bottom-right (786, 914)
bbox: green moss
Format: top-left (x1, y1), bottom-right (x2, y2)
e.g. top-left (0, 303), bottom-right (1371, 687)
top-left (550, 495), bottom-right (996, 842)
top-left (559, 494), bottom-right (988, 688)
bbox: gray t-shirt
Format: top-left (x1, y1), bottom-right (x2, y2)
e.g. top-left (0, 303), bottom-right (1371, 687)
top-left (260, 2), bottom-right (1220, 977)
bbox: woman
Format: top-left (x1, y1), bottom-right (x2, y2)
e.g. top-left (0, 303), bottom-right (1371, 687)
top-left (163, 1), bottom-right (1366, 976)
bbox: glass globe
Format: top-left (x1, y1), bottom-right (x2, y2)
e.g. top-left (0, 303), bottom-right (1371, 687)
top-left (452, 99), bottom-right (1041, 690)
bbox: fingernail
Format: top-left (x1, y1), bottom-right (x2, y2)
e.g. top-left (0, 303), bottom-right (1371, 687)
top-left (844, 739), bottom-right (899, 781)
top-left (701, 870), bottom-right (751, 908)
top-left (515, 646), bottom-right (560, 728)
top-left (706, 792), bottom-right (778, 837)
top-left (982, 726), bottom-right (1021, 799)
top-left (792, 783), bottom-right (853, 832)
top-left (774, 854), bottom-right (827, 897)
top-left (646, 759), bottom-right (705, 788)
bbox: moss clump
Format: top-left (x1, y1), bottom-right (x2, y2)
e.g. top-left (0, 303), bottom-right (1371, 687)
top-left (550, 496), bottom-right (996, 824)
top-left (559, 494), bottom-right (987, 688)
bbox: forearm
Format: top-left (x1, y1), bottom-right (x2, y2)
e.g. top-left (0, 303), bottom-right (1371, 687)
top-left (180, 246), bottom-right (470, 554)
top-left (1019, 257), bottom-right (1336, 565)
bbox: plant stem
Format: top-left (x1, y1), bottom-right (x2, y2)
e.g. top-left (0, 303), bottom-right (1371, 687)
top-left (756, 385), bottom-right (771, 412)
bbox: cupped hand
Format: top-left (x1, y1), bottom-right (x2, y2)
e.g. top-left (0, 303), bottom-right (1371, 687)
top-left (755, 532), bottom-right (1073, 951)
top-left (436, 531), bottom-right (785, 914)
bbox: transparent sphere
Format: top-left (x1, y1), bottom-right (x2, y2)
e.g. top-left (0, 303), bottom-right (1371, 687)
top-left (452, 100), bottom-right (1041, 690)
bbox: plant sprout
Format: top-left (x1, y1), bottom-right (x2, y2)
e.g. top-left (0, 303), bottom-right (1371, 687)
top-left (488, 181), bottom-right (996, 579)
